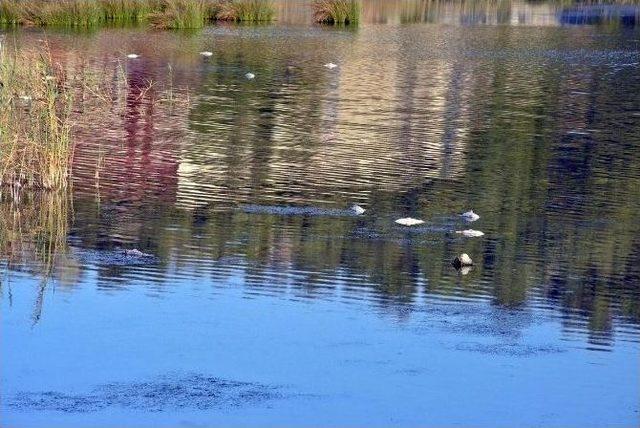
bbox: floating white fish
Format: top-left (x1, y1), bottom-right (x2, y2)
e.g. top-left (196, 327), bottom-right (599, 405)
top-left (200, 51), bottom-right (213, 57)
top-left (245, 72), bottom-right (255, 79)
top-left (461, 210), bottom-right (480, 222)
top-left (19, 95), bottom-right (32, 102)
top-left (324, 62), bottom-right (338, 69)
top-left (453, 253), bottom-right (473, 267)
top-left (456, 229), bottom-right (484, 237)
top-left (395, 217), bottom-right (424, 226)
top-left (459, 266), bottom-right (472, 276)
top-left (350, 204), bottom-right (366, 215)
top-left (126, 53), bottom-right (140, 59)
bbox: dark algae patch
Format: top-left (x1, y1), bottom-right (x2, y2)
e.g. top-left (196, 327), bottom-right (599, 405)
top-left (11, 374), bottom-right (283, 413)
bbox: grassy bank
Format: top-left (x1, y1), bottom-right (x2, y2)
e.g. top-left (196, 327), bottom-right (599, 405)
top-left (0, 0), bottom-right (275, 28)
top-left (0, 44), bottom-right (74, 190)
top-left (312, 0), bottom-right (360, 25)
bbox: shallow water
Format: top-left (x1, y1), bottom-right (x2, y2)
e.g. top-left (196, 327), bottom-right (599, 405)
top-left (2, 1), bottom-right (640, 426)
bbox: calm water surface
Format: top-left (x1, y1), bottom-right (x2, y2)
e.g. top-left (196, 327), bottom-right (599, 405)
top-left (2, 1), bottom-right (640, 426)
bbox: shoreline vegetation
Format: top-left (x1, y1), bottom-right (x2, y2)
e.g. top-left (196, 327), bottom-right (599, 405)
top-left (0, 44), bottom-right (74, 191)
top-left (0, 0), bottom-right (370, 28)
top-left (313, 0), bottom-right (361, 24)
top-left (0, 0), bottom-right (276, 29)
top-left (1, 0), bottom-right (637, 29)
top-left (0, 39), bottom-right (185, 192)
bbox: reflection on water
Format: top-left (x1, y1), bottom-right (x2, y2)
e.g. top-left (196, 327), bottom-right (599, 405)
top-left (275, 0), bottom-right (639, 26)
top-left (37, 22), bottom-right (637, 346)
top-left (1, 3), bottom-right (640, 426)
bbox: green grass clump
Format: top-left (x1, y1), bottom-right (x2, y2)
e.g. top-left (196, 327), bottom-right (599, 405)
top-left (312, 0), bottom-right (360, 25)
top-left (0, 0), bottom-right (23, 24)
top-left (99, 0), bottom-right (161, 23)
top-left (217, 0), bottom-right (274, 22)
top-left (0, 45), bottom-right (74, 190)
top-left (0, 0), bottom-right (275, 27)
top-left (34, 0), bottom-right (104, 27)
top-left (149, 0), bottom-right (219, 29)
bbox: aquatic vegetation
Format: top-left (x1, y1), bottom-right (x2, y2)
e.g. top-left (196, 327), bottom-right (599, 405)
top-left (148, 0), bottom-right (218, 29)
top-left (0, 0), bottom-right (163, 26)
top-left (0, 0), bottom-right (23, 24)
top-left (99, 0), bottom-right (160, 23)
top-left (34, 0), bottom-right (106, 27)
top-left (216, 0), bottom-right (275, 22)
top-left (0, 0), bottom-right (273, 27)
top-left (312, 0), bottom-right (360, 25)
top-left (0, 45), bottom-right (74, 190)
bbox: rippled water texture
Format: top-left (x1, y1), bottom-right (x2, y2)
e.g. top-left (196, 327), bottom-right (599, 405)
top-left (2, 1), bottom-right (640, 426)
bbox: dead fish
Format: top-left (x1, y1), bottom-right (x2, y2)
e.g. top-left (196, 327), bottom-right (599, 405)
top-left (452, 253), bottom-right (473, 268)
top-left (460, 210), bottom-right (480, 222)
top-left (324, 62), bottom-right (338, 69)
top-left (199, 51), bottom-right (213, 57)
top-left (395, 217), bottom-right (425, 226)
top-left (350, 204), bottom-right (366, 215)
top-left (456, 229), bottom-right (484, 237)
top-left (245, 72), bottom-right (255, 80)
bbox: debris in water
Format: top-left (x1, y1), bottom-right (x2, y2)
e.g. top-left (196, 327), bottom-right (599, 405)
top-left (350, 204), bottom-right (366, 215)
top-left (395, 217), bottom-right (425, 226)
top-left (452, 253), bottom-right (473, 268)
top-left (456, 229), bottom-right (484, 237)
top-left (460, 210), bottom-right (480, 222)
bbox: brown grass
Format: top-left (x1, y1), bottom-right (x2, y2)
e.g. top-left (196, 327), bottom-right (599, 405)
top-left (312, 0), bottom-right (360, 24)
top-left (0, 43), bottom-right (74, 190)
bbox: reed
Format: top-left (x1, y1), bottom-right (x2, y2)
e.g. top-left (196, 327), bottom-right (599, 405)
top-left (0, 44), bottom-right (74, 190)
top-left (312, 0), bottom-right (360, 25)
top-left (99, 0), bottom-right (161, 22)
top-left (0, 0), bottom-right (275, 27)
top-left (149, 0), bottom-right (219, 29)
top-left (217, 0), bottom-right (275, 22)
top-left (0, 0), bottom-right (23, 24)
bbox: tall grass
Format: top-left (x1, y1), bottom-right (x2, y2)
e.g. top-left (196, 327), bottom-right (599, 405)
top-left (217, 0), bottom-right (275, 22)
top-left (312, 0), bottom-right (360, 25)
top-left (0, 0), bottom-right (23, 24)
top-left (149, 0), bottom-right (219, 29)
top-left (99, 0), bottom-right (161, 22)
top-left (0, 0), bottom-right (275, 27)
top-left (0, 44), bottom-right (74, 190)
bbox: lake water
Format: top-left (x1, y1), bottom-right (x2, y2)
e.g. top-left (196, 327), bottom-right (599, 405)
top-left (2, 1), bottom-right (640, 426)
